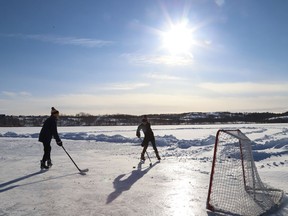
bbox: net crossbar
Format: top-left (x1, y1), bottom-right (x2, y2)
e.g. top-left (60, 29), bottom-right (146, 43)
top-left (206, 129), bottom-right (283, 216)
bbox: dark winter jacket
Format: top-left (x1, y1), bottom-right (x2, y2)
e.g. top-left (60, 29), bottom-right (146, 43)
top-left (136, 122), bottom-right (154, 140)
top-left (39, 115), bottom-right (61, 143)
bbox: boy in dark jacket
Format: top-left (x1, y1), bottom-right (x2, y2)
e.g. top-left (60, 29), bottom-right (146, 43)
top-left (136, 116), bottom-right (161, 161)
top-left (39, 107), bottom-right (62, 169)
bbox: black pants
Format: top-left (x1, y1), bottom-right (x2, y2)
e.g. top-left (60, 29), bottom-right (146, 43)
top-left (141, 136), bottom-right (159, 155)
top-left (42, 141), bottom-right (51, 162)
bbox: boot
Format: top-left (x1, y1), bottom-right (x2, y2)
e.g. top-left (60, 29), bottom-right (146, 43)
top-left (40, 160), bottom-right (49, 169)
top-left (156, 153), bottom-right (161, 160)
top-left (47, 160), bottom-right (53, 167)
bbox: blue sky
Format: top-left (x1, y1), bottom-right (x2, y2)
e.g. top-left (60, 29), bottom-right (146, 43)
top-left (1, 0), bottom-right (288, 115)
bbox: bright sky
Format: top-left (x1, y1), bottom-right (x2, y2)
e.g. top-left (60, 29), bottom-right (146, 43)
top-left (1, 0), bottom-right (288, 115)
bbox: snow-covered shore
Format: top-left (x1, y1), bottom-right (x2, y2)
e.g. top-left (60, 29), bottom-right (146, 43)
top-left (1, 124), bottom-right (288, 215)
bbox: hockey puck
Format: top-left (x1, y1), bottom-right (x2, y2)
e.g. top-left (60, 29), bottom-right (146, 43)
top-left (133, 166), bottom-right (136, 168)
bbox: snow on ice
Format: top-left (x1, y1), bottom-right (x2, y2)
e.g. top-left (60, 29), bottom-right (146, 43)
top-left (0, 124), bottom-right (288, 215)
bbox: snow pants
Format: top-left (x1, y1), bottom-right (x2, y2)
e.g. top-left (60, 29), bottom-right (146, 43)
top-left (41, 141), bottom-right (51, 162)
top-left (141, 136), bottom-right (159, 155)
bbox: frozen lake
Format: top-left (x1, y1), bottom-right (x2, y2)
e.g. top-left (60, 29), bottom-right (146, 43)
top-left (0, 123), bottom-right (288, 215)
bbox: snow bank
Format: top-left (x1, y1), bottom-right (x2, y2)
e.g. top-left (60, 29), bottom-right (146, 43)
top-left (1, 125), bottom-right (288, 162)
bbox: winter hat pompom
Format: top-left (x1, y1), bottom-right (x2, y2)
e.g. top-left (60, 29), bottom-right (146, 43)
top-left (51, 107), bottom-right (59, 115)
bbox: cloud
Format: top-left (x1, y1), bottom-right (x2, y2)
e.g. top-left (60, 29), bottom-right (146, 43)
top-left (101, 82), bottom-right (150, 90)
top-left (121, 53), bottom-right (193, 66)
top-left (2, 91), bottom-right (31, 97)
top-left (22, 93), bottom-right (205, 115)
top-left (2, 91), bottom-right (17, 97)
top-left (0, 33), bottom-right (114, 48)
top-left (215, 0), bottom-right (225, 7)
top-left (1, 91), bottom-right (288, 115)
top-left (199, 82), bottom-right (288, 95)
top-left (144, 73), bottom-right (185, 81)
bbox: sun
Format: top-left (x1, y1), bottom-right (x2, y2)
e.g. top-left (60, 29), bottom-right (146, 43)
top-left (161, 21), bottom-right (194, 56)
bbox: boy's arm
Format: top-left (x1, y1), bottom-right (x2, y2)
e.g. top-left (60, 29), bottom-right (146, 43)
top-left (51, 119), bottom-right (61, 143)
top-left (136, 124), bottom-right (142, 138)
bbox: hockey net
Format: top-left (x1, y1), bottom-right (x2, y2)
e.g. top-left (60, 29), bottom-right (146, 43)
top-left (206, 129), bottom-right (283, 216)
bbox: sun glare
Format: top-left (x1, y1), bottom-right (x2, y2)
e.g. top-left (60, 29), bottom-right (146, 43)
top-left (162, 22), bottom-right (194, 56)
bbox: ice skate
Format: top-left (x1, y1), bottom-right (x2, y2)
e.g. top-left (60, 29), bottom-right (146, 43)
top-left (40, 160), bottom-right (49, 169)
top-left (47, 160), bottom-right (53, 168)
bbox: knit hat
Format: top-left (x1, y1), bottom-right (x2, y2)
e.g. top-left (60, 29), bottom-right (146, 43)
top-left (51, 107), bottom-right (59, 115)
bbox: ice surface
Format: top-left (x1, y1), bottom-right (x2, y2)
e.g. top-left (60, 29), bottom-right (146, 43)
top-left (0, 124), bottom-right (287, 215)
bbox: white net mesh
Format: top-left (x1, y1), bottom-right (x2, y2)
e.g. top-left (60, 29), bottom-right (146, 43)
top-left (207, 130), bottom-right (283, 216)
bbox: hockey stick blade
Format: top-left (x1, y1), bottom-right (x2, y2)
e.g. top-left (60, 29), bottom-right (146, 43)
top-left (79, 168), bottom-right (89, 175)
top-left (81, 168), bottom-right (89, 172)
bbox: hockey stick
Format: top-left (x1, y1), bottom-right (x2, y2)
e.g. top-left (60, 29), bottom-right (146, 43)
top-left (61, 146), bottom-right (89, 174)
top-left (146, 151), bottom-right (152, 167)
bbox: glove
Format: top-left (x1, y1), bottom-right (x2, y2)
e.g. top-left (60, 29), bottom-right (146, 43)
top-left (57, 141), bottom-right (63, 146)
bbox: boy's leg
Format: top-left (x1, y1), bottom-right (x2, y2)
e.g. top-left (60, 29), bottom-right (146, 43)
top-left (41, 142), bottom-right (51, 169)
top-left (42, 142), bottom-right (51, 162)
top-left (46, 144), bottom-right (52, 167)
top-left (151, 140), bottom-right (161, 160)
top-left (141, 140), bottom-right (149, 160)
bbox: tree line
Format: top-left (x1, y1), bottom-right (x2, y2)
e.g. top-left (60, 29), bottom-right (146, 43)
top-left (0, 111), bottom-right (288, 127)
